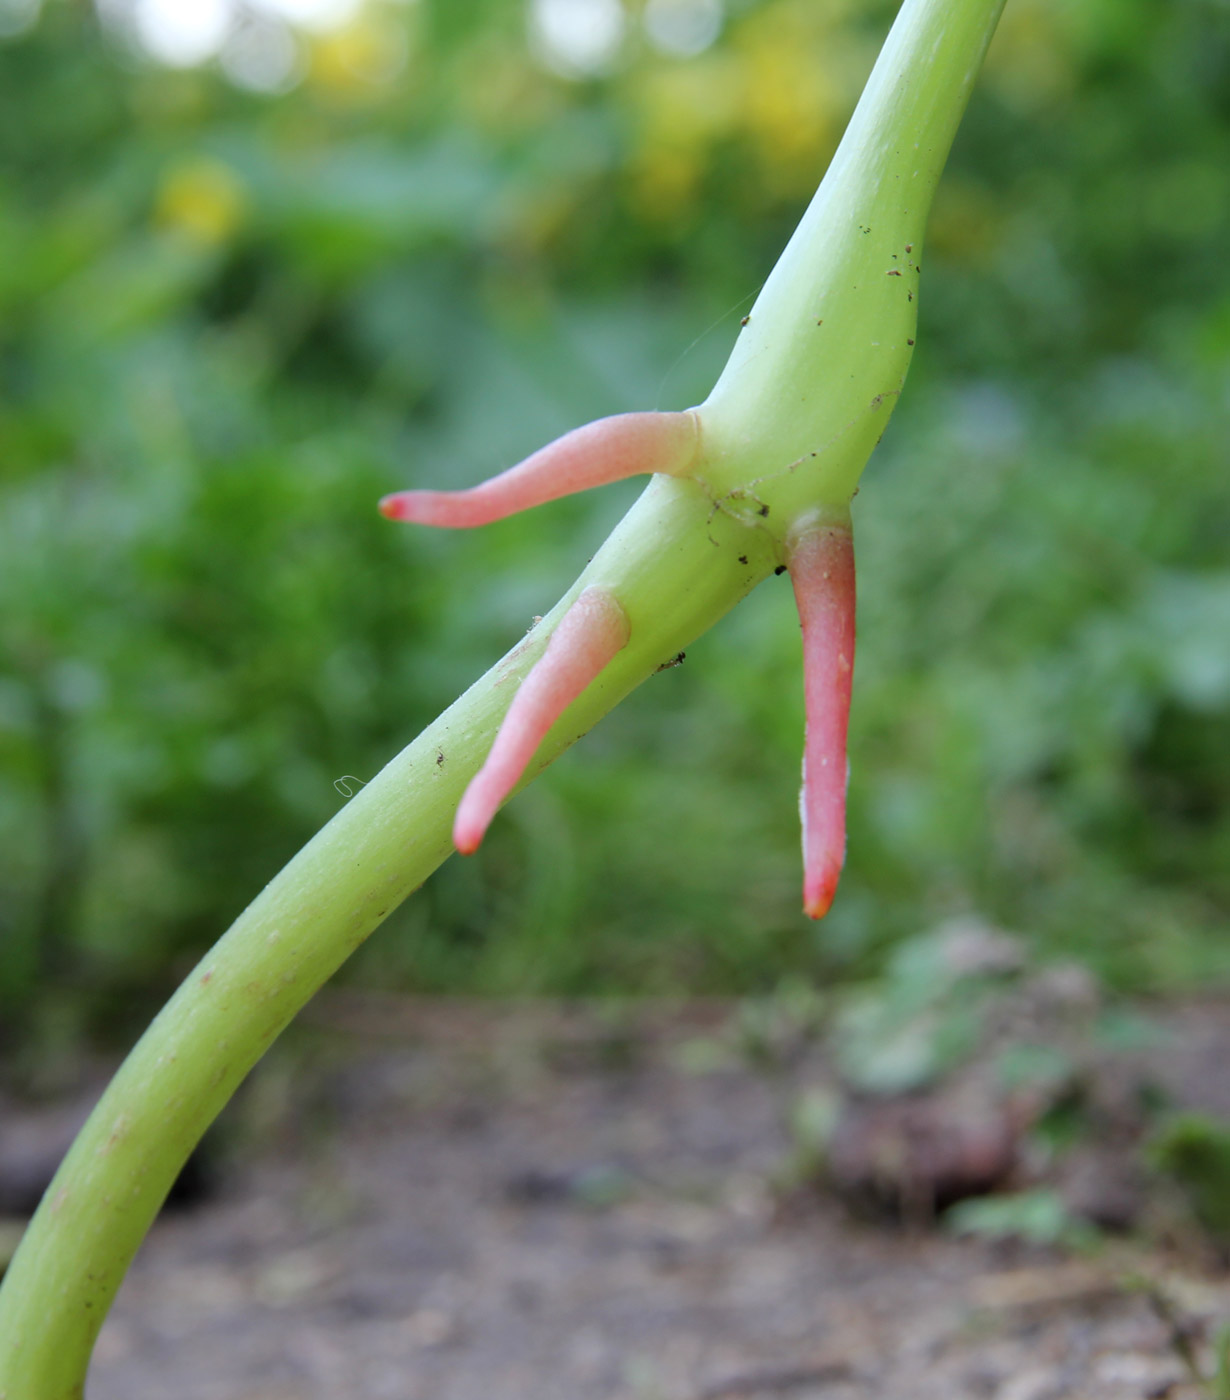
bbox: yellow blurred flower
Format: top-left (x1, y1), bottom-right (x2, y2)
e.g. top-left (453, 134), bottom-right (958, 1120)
top-left (743, 44), bottom-right (833, 182)
top-left (309, 11), bottom-right (409, 101)
top-left (154, 157), bottom-right (246, 247)
top-left (735, 10), bottom-right (840, 197)
top-left (983, 0), bottom-right (1075, 113)
top-left (637, 53), bottom-right (742, 148)
top-left (624, 0), bottom-right (864, 219)
top-left (627, 53), bottom-right (740, 221)
top-left (628, 142), bottom-right (701, 223)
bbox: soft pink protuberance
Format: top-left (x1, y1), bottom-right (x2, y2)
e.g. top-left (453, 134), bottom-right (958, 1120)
top-left (380, 411), bottom-right (698, 528)
top-left (453, 587), bottom-right (631, 854)
top-left (788, 525), bottom-right (856, 921)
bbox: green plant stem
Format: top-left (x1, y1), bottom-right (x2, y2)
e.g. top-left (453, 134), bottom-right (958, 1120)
top-left (701, 0), bottom-right (1008, 515)
top-left (0, 478), bottom-right (774, 1398)
top-left (0, 0), bottom-right (1007, 1392)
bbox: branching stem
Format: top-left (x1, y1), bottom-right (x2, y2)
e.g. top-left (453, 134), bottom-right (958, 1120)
top-left (0, 2), bottom-right (1007, 1392)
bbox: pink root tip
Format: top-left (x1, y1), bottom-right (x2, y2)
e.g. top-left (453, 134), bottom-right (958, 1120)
top-left (803, 874), bottom-right (839, 923)
top-left (789, 524), bottom-right (856, 922)
top-left (452, 587), bottom-right (630, 853)
top-left (378, 494), bottom-right (410, 520)
top-left (451, 795), bottom-right (488, 856)
top-left (379, 411), bottom-right (698, 529)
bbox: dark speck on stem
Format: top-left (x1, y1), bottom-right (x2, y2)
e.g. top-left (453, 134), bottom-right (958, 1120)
top-left (775, 565), bottom-right (787, 576)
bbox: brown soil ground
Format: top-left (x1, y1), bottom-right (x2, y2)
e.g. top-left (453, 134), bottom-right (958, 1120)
top-left (13, 997), bottom-right (1230, 1400)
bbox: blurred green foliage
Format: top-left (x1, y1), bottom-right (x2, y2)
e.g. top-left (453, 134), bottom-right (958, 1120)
top-left (946, 1187), bottom-right (1097, 1250)
top-left (1148, 1112), bottom-right (1230, 1247)
top-left (1, 0), bottom-right (1229, 1035)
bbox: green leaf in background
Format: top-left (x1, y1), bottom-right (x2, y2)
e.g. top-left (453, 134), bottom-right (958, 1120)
top-left (3, 0), bottom-right (1230, 1036)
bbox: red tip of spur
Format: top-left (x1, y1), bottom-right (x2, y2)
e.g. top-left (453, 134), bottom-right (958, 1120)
top-left (378, 494), bottom-right (412, 520)
top-left (802, 870), bottom-right (840, 923)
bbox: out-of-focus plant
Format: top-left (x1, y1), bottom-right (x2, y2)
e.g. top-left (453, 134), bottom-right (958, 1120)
top-left (3, 0), bottom-right (1230, 1028)
top-left (946, 1186), bottom-right (1097, 1249)
top-left (1148, 1112), bottom-right (1230, 1251)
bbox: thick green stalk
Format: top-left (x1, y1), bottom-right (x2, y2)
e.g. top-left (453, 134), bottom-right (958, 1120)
top-left (0, 479), bottom-right (774, 1397)
top-left (0, 1), bottom-right (1007, 1393)
top-left (700, 0), bottom-right (1007, 520)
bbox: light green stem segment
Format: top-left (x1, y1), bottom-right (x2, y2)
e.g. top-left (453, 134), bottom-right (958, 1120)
top-left (700, 0), bottom-right (1008, 525)
top-left (0, 1), bottom-right (1007, 1393)
top-left (0, 478), bottom-right (776, 1398)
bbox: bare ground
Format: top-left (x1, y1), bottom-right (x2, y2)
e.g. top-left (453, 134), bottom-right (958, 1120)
top-left (18, 997), bottom-right (1230, 1400)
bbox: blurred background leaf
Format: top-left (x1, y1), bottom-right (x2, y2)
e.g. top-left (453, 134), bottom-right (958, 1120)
top-left (1, 0), bottom-right (1228, 1044)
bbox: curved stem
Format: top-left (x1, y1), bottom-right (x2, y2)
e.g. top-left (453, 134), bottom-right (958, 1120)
top-left (0, 477), bottom-right (776, 1399)
top-left (0, 0), bottom-right (1009, 1389)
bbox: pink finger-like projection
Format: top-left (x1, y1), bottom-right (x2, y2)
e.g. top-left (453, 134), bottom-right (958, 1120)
top-left (788, 525), bottom-right (856, 921)
top-left (453, 587), bottom-right (631, 854)
top-left (379, 411), bottom-right (697, 528)
top-left (383, 408), bottom-right (860, 920)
